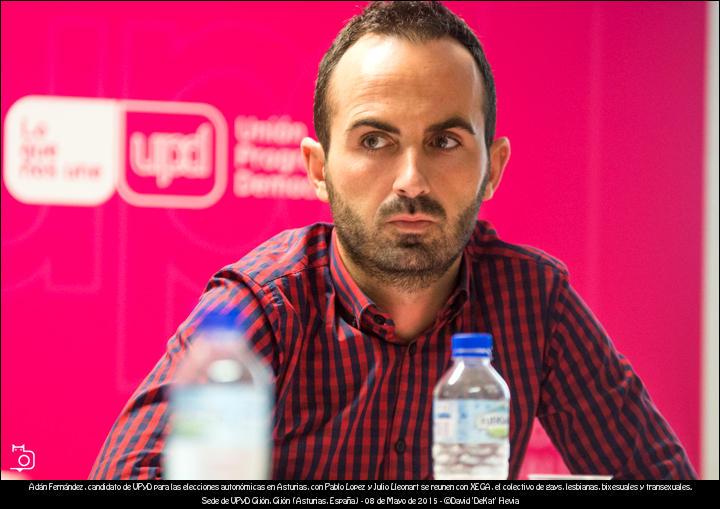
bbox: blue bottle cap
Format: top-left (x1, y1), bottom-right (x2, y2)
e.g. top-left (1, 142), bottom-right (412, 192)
top-left (451, 333), bottom-right (493, 358)
top-left (198, 307), bottom-right (240, 331)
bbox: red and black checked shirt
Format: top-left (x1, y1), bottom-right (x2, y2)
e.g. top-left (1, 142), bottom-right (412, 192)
top-left (90, 221), bottom-right (696, 480)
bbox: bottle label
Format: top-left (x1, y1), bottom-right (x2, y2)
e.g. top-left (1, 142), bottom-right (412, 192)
top-left (165, 384), bottom-right (272, 479)
top-left (433, 399), bottom-right (509, 444)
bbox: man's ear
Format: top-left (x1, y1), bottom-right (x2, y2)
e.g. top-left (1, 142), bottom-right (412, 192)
top-left (482, 136), bottom-right (511, 201)
top-left (301, 137), bottom-right (329, 203)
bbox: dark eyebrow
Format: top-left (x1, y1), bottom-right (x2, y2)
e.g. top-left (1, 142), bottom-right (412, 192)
top-left (346, 119), bottom-right (400, 135)
top-left (346, 116), bottom-right (476, 136)
top-left (426, 116), bottom-right (476, 136)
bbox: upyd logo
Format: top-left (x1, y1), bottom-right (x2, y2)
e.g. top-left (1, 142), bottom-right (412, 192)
top-left (118, 100), bottom-right (227, 208)
top-left (129, 123), bottom-right (213, 188)
top-left (3, 96), bottom-right (228, 209)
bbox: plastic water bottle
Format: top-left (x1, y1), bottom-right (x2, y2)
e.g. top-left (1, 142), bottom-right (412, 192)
top-left (433, 333), bottom-right (511, 480)
top-left (164, 308), bottom-right (273, 480)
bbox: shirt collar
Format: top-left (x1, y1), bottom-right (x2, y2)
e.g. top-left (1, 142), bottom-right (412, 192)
top-left (445, 248), bottom-right (471, 319)
top-left (329, 228), bottom-right (375, 327)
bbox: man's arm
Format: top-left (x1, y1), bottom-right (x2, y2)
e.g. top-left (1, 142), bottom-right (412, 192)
top-left (89, 270), bottom-right (280, 480)
top-left (537, 276), bottom-right (697, 479)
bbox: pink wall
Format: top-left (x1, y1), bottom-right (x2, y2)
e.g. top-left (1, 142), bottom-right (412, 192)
top-left (1, 2), bottom-right (706, 479)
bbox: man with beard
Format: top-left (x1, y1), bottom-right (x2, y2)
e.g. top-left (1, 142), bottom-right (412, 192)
top-left (91, 1), bottom-right (696, 480)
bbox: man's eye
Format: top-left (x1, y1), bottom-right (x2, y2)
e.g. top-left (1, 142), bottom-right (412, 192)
top-left (361, 134), bottom-right (390, 151)
top-left (432, 135), bottom-right (460, 150)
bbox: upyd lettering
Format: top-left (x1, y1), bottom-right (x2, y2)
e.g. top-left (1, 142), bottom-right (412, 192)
top-left (129, 122), bottom-right (213, 188)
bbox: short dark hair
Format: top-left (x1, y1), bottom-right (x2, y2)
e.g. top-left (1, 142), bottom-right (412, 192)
top-left (313, 1), bottom-right (497, 153)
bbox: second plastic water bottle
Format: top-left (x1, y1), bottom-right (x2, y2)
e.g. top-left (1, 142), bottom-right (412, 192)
top-left (164, 308), bottom-right (273, 480)
top-left (433, 333), bottom-right (511, 480)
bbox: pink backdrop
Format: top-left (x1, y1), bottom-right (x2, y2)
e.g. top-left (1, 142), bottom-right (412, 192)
top-left (1, 1), bottom-right (706, 479)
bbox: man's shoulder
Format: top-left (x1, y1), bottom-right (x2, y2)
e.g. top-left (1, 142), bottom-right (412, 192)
top-left (468, 220), bottom-right (569, 277)
top-left (223, 222), bottom-right (333, 287)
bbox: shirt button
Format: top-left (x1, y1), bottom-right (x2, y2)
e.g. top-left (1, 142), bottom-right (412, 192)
top-left (394, 439), bottom-right (406, 454)
top-left (373, 315), bottom-right (386, 325)
top-left (409, 343), bottom-right (417, 355)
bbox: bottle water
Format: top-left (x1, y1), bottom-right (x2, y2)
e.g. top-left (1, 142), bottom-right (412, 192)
top-left (433, 333), bottom-right (510, 480)
top-left (164, 308), bottom-right (273, 480)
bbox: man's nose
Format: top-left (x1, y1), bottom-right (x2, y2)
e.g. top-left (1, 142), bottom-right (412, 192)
top-left (392, 149), bottom-right (430, 199)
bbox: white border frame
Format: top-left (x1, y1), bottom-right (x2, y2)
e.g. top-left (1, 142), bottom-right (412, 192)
top-left (703, 0), bottom-right (719, 481)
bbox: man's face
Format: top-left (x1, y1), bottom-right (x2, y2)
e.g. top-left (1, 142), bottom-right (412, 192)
top-left (320, 35), bottom-right (499, 291)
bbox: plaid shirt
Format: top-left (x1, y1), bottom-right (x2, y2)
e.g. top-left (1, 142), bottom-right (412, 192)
top-left (90, 221), bottom-right (696, 480)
